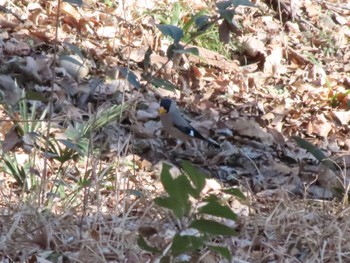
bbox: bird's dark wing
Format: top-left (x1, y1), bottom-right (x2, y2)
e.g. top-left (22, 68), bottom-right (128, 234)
top-left (174, 123), bottom-right (220, 148)
top-left (173, 123), bottom-right (206, 140)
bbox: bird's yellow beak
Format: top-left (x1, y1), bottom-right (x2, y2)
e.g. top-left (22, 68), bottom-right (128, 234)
top-left (159, 107), bottom-right (167, 115)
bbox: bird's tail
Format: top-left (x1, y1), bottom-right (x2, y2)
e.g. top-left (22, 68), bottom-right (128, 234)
top-left (206, 137), bottom-right (220, 148)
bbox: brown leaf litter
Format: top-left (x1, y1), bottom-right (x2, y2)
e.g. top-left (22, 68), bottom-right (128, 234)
top-left (0, 0), bottom-right (350, 261)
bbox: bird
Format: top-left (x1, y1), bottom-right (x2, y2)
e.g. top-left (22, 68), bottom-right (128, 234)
top-left (159, 98), bottom-right (220, 148)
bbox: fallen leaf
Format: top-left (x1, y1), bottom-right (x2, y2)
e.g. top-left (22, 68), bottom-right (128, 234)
top-left (97, 26), bottom-right (118, 38)
top-left (306, 114), bottom-right (333, 138)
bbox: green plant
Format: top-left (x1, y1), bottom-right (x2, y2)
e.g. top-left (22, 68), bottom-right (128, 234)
top-left (0, 91), bottom-right (48, 189)
top-left (126, 0), bottom-right (256, 91)
top-left (150, 1), bottom-right (183, 27)
top-left (293, 136), bottom-right (338, 172)
top-left (138, 160), bottom-right (245, 262)
top-left (1, 153), bottom-right (28, 188)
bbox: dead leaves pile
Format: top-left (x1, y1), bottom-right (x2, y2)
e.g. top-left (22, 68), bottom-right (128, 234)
top-left (0, 0), bottom-right (350, 261)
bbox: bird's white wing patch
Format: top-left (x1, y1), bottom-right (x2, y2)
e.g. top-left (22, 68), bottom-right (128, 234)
top-left (188, 130), bottom-right (195, 137)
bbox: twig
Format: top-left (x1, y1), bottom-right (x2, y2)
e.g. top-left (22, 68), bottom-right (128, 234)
top-left (40, 0), bottom-right (61, 204)
top-left (315, 0), bottom-right (350, 11)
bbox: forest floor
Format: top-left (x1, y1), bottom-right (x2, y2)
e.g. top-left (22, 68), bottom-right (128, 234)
top-left (0, 0), bottom-right (350, 262)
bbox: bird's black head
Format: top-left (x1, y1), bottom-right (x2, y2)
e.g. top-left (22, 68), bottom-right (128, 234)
top-left (160, 98), bottom-right (172, 113)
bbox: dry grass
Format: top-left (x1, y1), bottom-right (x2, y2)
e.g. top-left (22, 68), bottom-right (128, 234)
top-left (237, 195), bottom-right (350, 263)
top-left (1, 172), bottom-right (350, 262)
top-left (0, 0), bottom-right (350, 262)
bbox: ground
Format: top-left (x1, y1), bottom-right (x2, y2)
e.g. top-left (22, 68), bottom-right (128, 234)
top-left (0, 0), bottom-right (350, 262)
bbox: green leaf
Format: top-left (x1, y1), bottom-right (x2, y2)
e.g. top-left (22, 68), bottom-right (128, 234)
top-left (170, 234), bottom-right (205, 256)
top-left (57, 139), bottom-right (77, 150)
top-left (331, 90), bottom-right (350, 109)
top-left (222, 188), bottom-right (246, 200)
top-left (120, 67), bottom-right (141, 89)
top-left (230, 0), bottom-right (256, 8)
top-left (152, 13), bottom-right (168, 25)
top-left (204, 194), bottom-right (221, 202)
top-left (137, 236), bottom-right (161, 253)
top-left (216, 0), bottom-right (255, 10)
top-left (63, 0), bottom-right (82, 7)
top-left (216, 0), bottom-right (231, 11)
top-left (159, 163), bottom-right (177, 196)
top-left (156, 24), bottom-right (184, 44)
top-left (84, 103), bottom-right (130, 135)
top-left (194, 14), bottom-right (209, 28)
top-left (166, 43), bottom-right (178, 59)
top-left (171, 176), bottom-right (192, 217)
top-left (199, 200), bottom-right (237, 221)
top-left (293, 136), bottom-right (338, 171)
top-left (181, 160), bottom-right (206, 198)
top-left (159, 256), bottom-right (171, 263)
top-left (2, 155), bottom-right (26, 188)
top-left (154, 196), bottom-right (191, 219)
top-left (218, 9), bottom-right (234, 23)
top-left (151, 78), bottom-right (177, 91)
top-left (183, 10), bottom-right (208, 33)
top-left (208, 245), bottom-right (232, 262)
top-left (174, 47), bottom-right (199, 56)
top-left (190, 219), bottom-right (236, 236)
top-left (156, 164), bottom-right (192, 218)
top-left (25, 90), bottom-right (49, 102)
top-left (160, 164), bottom-right (190, 198)
top-left (170, 2), bottom-right (181, 25)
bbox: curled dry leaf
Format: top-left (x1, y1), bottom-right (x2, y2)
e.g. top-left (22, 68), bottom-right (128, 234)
top-left (60, 2), bottom-right (81, 20)
top-left (121, 46), bottom-right (149, 62)
top-left (136, 101), bottom-right (159, 121)
top-left (306, 114), bottom-right (333, 138)
top-left (34, 56), bottom-right (53, 81)
top-left (308, 185), bottom-right (334, 199)
top-left (136, 110), bottom-right (158, 121)
top-left (262, 161), bottom-right (301, 192)
top-left (0, 74), bottom-right (21, 105)
top-left (130, 120), bottom-right (161, 138)
top-left (138, 226), bottom-right (158, 237)
top-left (233, 118), bottom-right (274, 146)
top-left (240, 36), bottom-right (266, 57)
top-left (330, 111), bottom-right (350, 126)
top-left (2, 126), bottom-right (21, 154)
top-left (59, 54), bottom-right (90, 80)
top-left (317, 165), bottom-right (342, 190)
top-left (211, 141), bottom-right (239, 164)
top-left (24, 56), bottom-right (42, 82)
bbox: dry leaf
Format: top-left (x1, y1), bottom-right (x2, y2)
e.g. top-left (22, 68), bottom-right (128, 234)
top-left (138, 226), bottom-right (157, 237)
top-left (240, 36), bottom-right (266, 57)
top-left (264, 47), bottom-right (285, 76)
top-left (59, 55), bottom-right (90, 80)
top-left (0, 74), bottom-right (21, 105)
top-left (306, 114), bottom-right (332, 138)
top-left (97, 26), bottom-right (118, 38)
top-left (331, 111), bottom-right (350, 125)
top-left (2, 126), bottom-right (21, 153)
top-left (233, 119), bottom-right (274, 146)
top-left (60, 2), bottom-right (81, 20)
